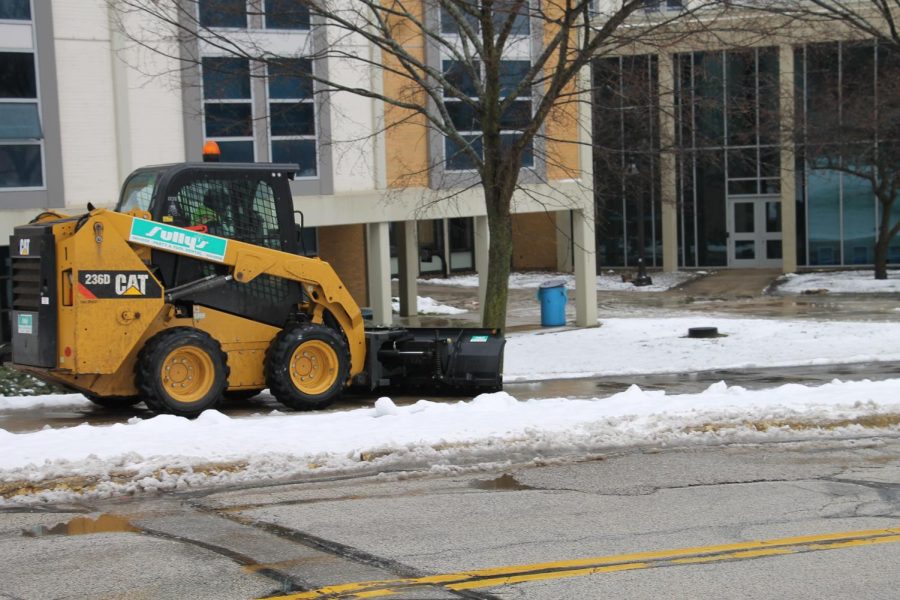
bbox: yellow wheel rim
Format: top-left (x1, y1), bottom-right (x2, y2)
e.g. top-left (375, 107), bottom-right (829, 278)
top-left (289, 340), bottom-right (338, 396)
top-left (160, 345), bottom-right (215, 404)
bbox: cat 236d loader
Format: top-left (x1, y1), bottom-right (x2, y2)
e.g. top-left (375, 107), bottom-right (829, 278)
top-left (3, 160), bottom-right (504, 416)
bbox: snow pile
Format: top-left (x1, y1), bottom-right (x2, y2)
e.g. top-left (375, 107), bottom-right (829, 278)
top-left (391, 295), bottom-right (467, 315)
top-left (2, 379), bottom-right (899, 503)
top-left (0, 393), bottom-right (90, 411)
top-left (419, 271), bottom-right (697, 292)
top-left (504, 317), bottom-right (900, 381)
top-left (777, 270), bottom-right (900, 294)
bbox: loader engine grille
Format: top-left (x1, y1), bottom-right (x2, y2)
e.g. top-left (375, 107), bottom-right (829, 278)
top-left (11, 256), bottom-right (41, 311)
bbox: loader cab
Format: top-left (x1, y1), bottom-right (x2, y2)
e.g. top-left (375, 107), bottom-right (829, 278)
top-left (115, 163), bottom-right (305, 327)
top-left (116, 162), bottom-right (301, 254)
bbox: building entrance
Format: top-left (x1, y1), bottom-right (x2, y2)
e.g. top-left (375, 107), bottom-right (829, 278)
top-left (727, 195), bottom-right (782, 267)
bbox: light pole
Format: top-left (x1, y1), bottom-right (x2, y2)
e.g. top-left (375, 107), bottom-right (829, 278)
top-left (625, 161), bottom-right (652, 287)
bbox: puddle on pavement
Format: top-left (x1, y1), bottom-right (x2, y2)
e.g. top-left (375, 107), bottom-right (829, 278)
top-left (22, 514), bottom-right (138, 537)
top-left (470, 473), bottom-right (533, 491)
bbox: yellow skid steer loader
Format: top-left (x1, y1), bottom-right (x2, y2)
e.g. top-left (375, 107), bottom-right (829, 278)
top-left (4, 162), bottom-right (504, 416)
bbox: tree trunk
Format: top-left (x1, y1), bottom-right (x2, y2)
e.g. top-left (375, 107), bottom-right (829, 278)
top-left (874, 197), bottom-right (893, 280)
top-left (481, 190), bottom-right (514, 329)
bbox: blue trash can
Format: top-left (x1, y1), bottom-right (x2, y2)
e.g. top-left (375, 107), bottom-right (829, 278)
top-left (537, 279), bottom-right (568, 327)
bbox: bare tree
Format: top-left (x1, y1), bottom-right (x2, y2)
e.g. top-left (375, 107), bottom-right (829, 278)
top-left (109, 0), bottom-right (716, 328)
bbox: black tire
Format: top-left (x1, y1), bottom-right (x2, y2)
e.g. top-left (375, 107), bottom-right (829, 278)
top-left (84, 393), bottom-right (142, 409)
top-left (136, 327), bottom-right (229, 417)
top-left (224, 389), bottom-right (263, 403)
top-left (265, 323), bottom-right (350, 411)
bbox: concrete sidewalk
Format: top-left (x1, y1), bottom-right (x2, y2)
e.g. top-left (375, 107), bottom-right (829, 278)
top-left (394, 268), bottom-right (899, 331)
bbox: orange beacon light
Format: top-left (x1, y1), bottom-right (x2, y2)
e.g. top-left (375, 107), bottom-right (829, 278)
top-left (202, 140), bottom-right (221, 162)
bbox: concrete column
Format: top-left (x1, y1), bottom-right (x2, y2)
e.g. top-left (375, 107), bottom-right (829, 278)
top-left (366, 222), bottom-right (392, 325)
top-left (779, 45), bottom-right (798, 273)
top-left (573, 208), bottom-right (598, 327)
top-left (658, 52), bottom-right (679, 272)
top-left (556, 211), bottom-right (573, 272)
top-left (473, 215), bottom-right (489, 318)
top-left (396, 220), bottom-right (418, 317)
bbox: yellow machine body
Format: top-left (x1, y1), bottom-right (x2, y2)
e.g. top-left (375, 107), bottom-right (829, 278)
top-left (18, 209), bottom-right (365, 398)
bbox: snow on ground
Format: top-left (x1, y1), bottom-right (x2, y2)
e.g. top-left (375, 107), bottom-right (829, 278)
top-left (420, 271), bottom-right (698, 292)
top-left (504, 316), bottom-right (900, 381)
top-left (5, 306), bottom-right (900, 502)
top-left (1, 379), bottom-right (899, 503)
top-left (391, 295), bottom-right (466, 315)
top-left (777, 270), bottom-right (900, 294)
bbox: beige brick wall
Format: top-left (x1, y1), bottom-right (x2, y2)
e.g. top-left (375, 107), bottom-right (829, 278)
top-left (512, 213), bottom-right (558, 270)
top-left (316, 224), bottom-right (368, 307)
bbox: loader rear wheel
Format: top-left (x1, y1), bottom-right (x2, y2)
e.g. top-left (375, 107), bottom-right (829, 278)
top-left (137, 328), bottom-right (229, 417)
top-left (265, 324), bottom-right (349, 411)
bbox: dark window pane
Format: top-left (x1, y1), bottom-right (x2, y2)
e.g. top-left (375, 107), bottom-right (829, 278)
top-left (202, 57), bottom-right (250, 99)
top-left (204, 102), bottom-right (252, 137)
top-left (268, 59), bottom-right (313, 99)
top-left (766, 201), bottom-right (781, 232)
top-left (734, 202), bottom-right (754, 233)
top-left (0, 0), bottom-right (30, 20)
top-left (500, 99), bottom-right (531, 130)
top-left (843, 172), bottom-right (875, 264)
top-left (735, 240), bottom-right (755, 259)
top-left (216, 140), bottom-right (254, 162)
top-left (443, 60), bottom-right (478, 97)
top-left (692, 52), bottom-right (725, 146)
top-left (0, 144), bottom-right (42, 187)
top-left (446, 135), bottom-right (482, 170)
top-left (728, 180), bottom-right (757, 195)
top-left (760, 178), bottom-right (780, 194)
top-left (441, 1), bottom-right (479, 35)
top-left (265, 0), bottom-right (310, 29)
top-left (499, 60), bottom-right (530, 98)
top-left (725, 50), bottom-right (757, 147)
top-left (807, 167), bottom-right (841, 265)
top-left (0, 102), bottom-right (41, 139)
top-left (493, 0), bottom-right (529, 35)
top-left (272, 139), bottom-right (317, 177)
top-left (199, 0), bottom-right (246, 28)
top-left (501, 133), bottom-right (534, 168)
top-left (447, 101), bottom-right (480, 131)
top-left (759, 146), bottom-right (779, 177)
top-left (0, 52), bottom-right (36, 98)
top-left (727, 147), bottom-right (756, 178)
top-left (270, 102), bottom-right (314, 136)
top-left (766, 240), bottom-right (782, 259)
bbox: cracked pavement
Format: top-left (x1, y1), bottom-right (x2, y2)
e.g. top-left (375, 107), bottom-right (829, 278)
top-left (1, 435), bottom-right (898, 599)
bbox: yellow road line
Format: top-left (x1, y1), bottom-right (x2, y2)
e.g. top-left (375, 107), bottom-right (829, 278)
top-left (268, 528), bottom-right (900, 599)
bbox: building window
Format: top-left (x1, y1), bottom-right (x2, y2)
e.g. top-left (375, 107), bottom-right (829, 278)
top-left (642, 0), bottom-right (683, 12)
top-left (202, 57), bottom-right (254, 161)
top-left (440, 1), bottom-right (529, 36)
top-left (199, 0), bottom-right (246, 29)
top-left (443, 59), bottom-right (533, 171)
top-left (0, 0), bottom-right (30, 20)
top-left (267, 59), bottom-right (317, 177)
top-left (0, 50), bottom-right (43, 189)
top-left (264, 0), bottom-right (310, 30)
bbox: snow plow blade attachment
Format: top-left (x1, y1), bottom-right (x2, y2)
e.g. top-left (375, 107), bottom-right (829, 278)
top-left (360, 327), bottom-right (505, 393)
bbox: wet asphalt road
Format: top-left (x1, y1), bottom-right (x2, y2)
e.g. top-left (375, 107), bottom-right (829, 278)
top-left (1, 436), bottom-right (898, 599)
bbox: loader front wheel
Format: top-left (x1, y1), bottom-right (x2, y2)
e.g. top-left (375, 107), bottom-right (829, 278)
top-left (137, 328), bottom-right (229, 417)
top-left (265, 324), bottom-right (349, 411)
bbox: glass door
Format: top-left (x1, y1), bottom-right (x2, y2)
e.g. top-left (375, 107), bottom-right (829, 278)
top-left (727, 196), bottom-right (783, 267)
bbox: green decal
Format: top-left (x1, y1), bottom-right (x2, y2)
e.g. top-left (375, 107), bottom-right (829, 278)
top-left (129, 218), bottom-right (228, 262)
top-left (17, 314), bottom-right (33, 335)
top-left (470, 335), bottom-right (489, 343)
